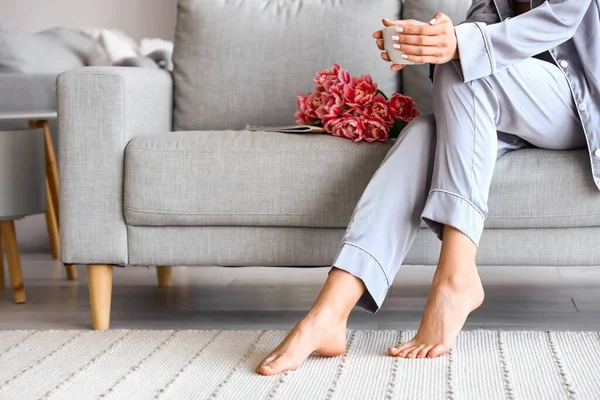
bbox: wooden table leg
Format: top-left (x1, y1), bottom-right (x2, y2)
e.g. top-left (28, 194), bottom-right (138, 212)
top-left (30, 120), bottom-right (61, 260)
top-left (0, 220), bottom-right (26, 303)
top-left (0, 228), bottom-right (5, 290)
top-left (39, 121), bottom-right (60, 225)
top-left (45, 177), bottom-right (60, 260)
top-left (64, 264), bottom-right (78, 280)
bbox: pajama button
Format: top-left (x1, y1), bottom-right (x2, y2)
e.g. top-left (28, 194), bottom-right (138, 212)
top-left (579, 103), bottom-right (587, 111)
top-left (595, 149), bottom-right (600, 158)
top-left (559, 60), bottom-right (568, 68)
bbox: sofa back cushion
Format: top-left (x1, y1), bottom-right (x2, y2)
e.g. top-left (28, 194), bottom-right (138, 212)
top-left (401, 0), bottom-right (473, 113)
top-left (172, 0), bottom-right (402, 131)
top-left (0, 27), bottom-right (91, 73)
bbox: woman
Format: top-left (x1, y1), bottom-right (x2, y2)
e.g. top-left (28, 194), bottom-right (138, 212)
top-left (258, 0), bottom-right (599, 375)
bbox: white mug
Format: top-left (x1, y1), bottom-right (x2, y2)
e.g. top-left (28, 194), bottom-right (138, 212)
top-left (383, 26), bottom-right (418, 65)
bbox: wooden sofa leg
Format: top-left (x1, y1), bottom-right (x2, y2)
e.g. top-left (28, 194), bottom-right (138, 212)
top-left (156, 266), bottom-right (172, 288)
top-left (88, 264), bottom-right (113, 330)
top-left (0, 220), bottom-right (26, 303)
top-left (64, 264), bottom-right (78, 280)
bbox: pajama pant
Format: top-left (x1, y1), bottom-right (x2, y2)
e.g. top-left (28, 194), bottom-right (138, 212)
top-left (332, 57), bottom-right (586, 313)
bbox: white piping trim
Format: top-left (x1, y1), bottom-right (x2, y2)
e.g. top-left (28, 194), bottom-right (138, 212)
top-left (428, 189), bottom-right (485, 219)
top-left (339, 241), bottom-right (391, 287)
top-left (474, 22), bottom-right (494, 76)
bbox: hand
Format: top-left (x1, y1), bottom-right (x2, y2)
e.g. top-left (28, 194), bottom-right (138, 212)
top-left (373, 20), bottom-right (428, 71)
top-left (387, 12), bottom-right (459, 65)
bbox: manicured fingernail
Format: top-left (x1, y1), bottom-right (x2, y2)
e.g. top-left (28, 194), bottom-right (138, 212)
top-left (391, 35), bottom-right (400, 41)
top-left (393, 44), bottom-right (400, 49)
top-left (401, 54), bottom-right (408, 59)
top-left (429, 18), bottom-right (437, 24)
top-left (395, 27), bottom-right (404, 33)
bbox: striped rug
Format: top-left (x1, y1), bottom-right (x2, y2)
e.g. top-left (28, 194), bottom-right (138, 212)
top-left (0, 330), bottom-right (598, 399)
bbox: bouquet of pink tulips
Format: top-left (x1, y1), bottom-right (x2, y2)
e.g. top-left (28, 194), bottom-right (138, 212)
top-left (295, 63), bottom-right (420, 142)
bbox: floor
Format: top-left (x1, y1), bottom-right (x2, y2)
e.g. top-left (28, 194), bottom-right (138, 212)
top-left (1, 254), bottom-right (599, 331)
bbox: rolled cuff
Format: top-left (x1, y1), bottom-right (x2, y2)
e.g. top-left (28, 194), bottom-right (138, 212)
top-left (421, 189), bottom-right (485, 246)
top-left (454, 22), bottom-right (494, 82)
top-left (332, 242), bottom-right (391, 314)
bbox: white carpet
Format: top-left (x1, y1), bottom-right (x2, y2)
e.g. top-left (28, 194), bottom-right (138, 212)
top-left (0, 330), bottom-right (598, 399)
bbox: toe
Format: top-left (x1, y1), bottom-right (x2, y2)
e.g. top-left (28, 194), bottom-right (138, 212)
top-left (256, 364), bottom-right (275, 375)
top-left (408, 345), bottom-right (427, 359)
top-left (259, 354), bottom-right (278, 366)
top-left (417, 346), bottom-right (433, 358)
top-left (427, 344), bottom-right (450, 358)
top-left (256, 354), bottom-right (278, 373)
top-left (258, 356), bottom-right (299, 376)
top-left (389, 340), bottom-right (414, 356)
top-left (256, 354), bottom-right (283, 375)
top-left (400, 345), bottom-right (418, 358)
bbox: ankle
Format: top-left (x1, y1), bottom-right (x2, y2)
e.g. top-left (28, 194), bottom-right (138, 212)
top-left (305, 306), bottom-right (348, 326)
top-left (433, 270), bottom-right (480, 292)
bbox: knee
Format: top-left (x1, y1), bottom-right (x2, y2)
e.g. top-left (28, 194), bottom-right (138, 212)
top-left (383, 113), bottom-right (436, 163)
top-left (431, 61), bottom-right (493, 122)
top-left (396, 114), bottom-right (436, 148)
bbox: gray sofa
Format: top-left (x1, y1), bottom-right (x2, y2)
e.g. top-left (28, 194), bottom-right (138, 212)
top-left (57, 0), bottom-right (600, 330)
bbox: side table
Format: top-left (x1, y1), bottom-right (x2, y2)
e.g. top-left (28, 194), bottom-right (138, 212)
top-left (0, 127), bottom-right (46, 303)
top-left (0, 111), bottom-right (77, 281)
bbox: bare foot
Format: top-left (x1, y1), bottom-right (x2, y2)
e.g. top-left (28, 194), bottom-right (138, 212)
top-left (389, 265), bottom-right (484, 359)
top-left (256, 311), bottom-right (347, 376)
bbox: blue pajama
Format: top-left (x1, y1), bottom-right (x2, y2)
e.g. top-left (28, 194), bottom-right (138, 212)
top-left (332, 58), bottom-right (586, 312)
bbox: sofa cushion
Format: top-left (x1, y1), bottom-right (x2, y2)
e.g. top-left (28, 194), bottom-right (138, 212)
top-left (124, 131), bottom-right (392, 227)
top-left (0, 27), bottom-right (88, 73)
top-left (401, 0), bottom-right (472, 113)
top-left (172, 0), bottom-right (402, 131)
top-left (124, 132), bottom-right (600, 229)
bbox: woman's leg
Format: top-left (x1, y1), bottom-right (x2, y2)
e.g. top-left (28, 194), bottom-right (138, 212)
top-left (390, 225), bottom-right (483, 358)
top-left (256, 268), bottom-right (364, 375)
top-left (391, 58), bottom-right (585, 358)
top-left (259, 57), bottom-right (585, 373)
top-left (257, 115), bottom-right (438, 375)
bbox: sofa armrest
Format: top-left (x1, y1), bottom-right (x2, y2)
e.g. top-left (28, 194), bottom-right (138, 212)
top-left (57, 67), bottom-right (173, 264)
top-left (0, 73), bottom-right (57, 113)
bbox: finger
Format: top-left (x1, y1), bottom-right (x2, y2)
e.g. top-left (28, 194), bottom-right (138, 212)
top-left (373, 30), bottom-right (383, 39)
top-left (382, 18), bottom-right (403, 27)
top-left (400, 54), bottom-right (441, 64)
top-left (381, 52), bottom-right (391, 62)
top-left (391, 64), bottom-right (406, 71)
top-left (376, 38), bottom-right (384, 50)
top-left (394, 44), bottom-right (444, 57)
top-left (382, 18), bottom-right (422, 28)
top-left (395, 34), bottom-right (438, 47)
top-left (429, 12), bottom-right (450, 25)
top-left (395, 23), bottom-right (443, 36)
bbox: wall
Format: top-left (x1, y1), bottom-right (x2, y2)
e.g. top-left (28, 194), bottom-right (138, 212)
top-left (1, 0), bottom-right (178, 253)
top-left (0, 0), bottom-right (178, 41)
